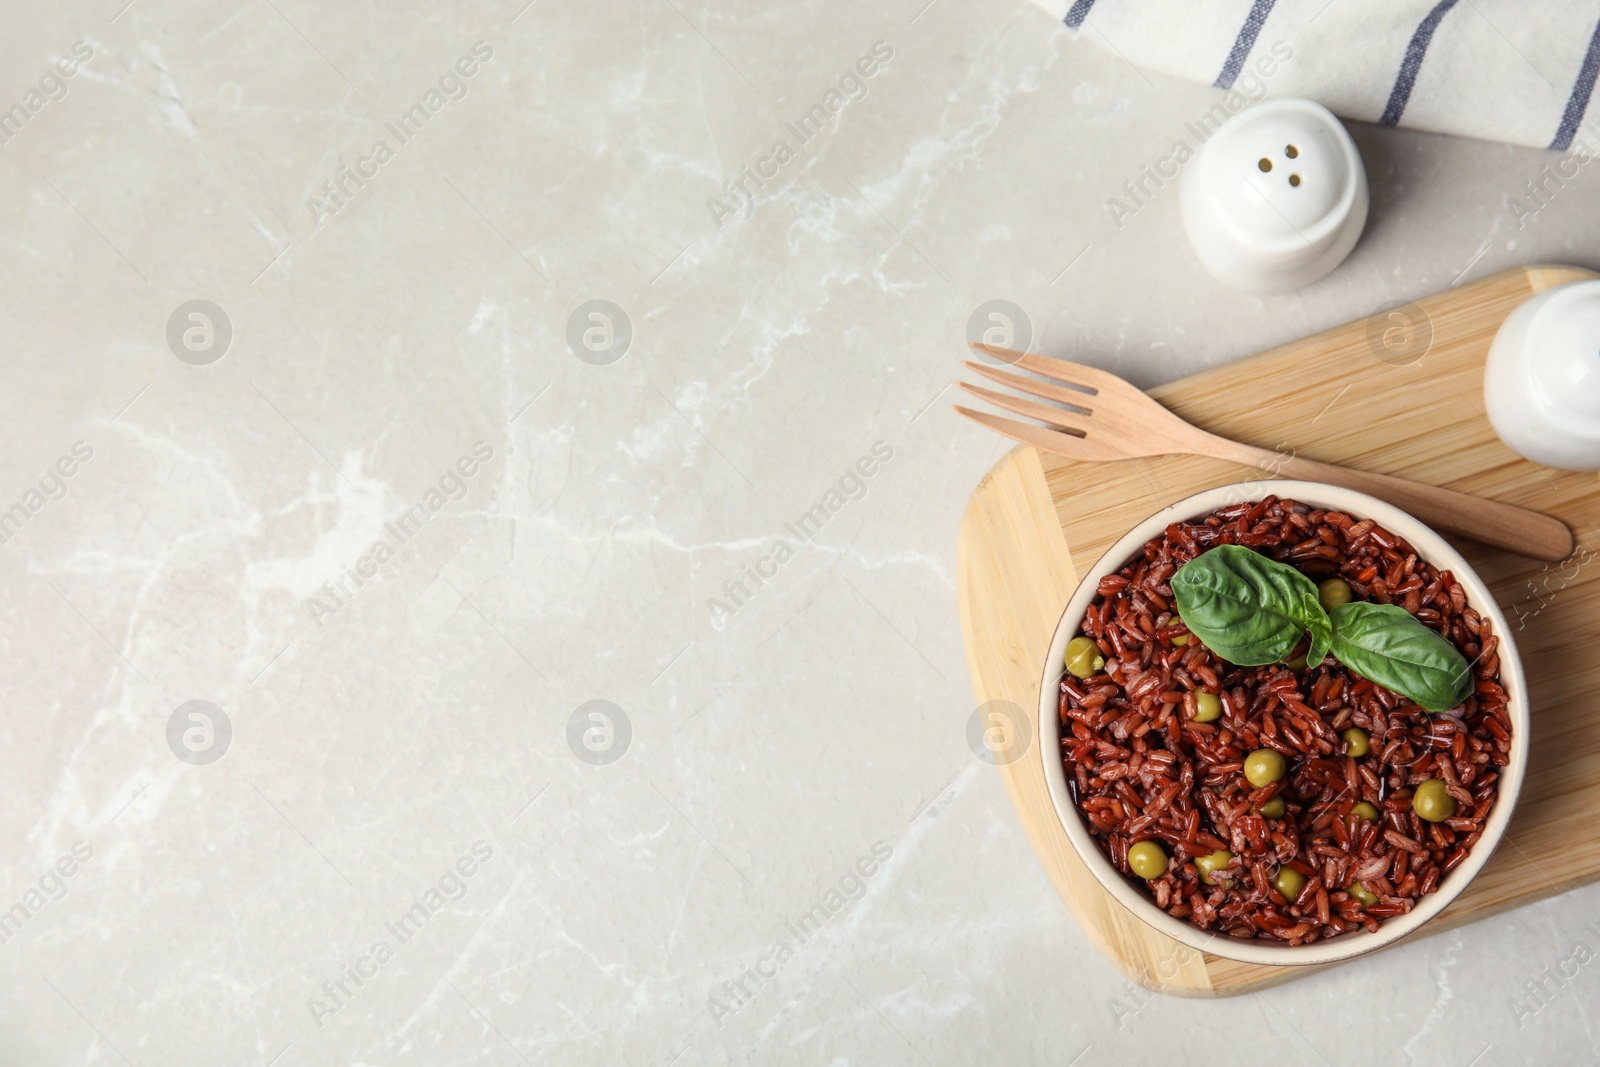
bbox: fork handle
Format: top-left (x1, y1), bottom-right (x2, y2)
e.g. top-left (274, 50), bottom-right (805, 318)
top-left (1217, 441), bottom-right (1574, 562)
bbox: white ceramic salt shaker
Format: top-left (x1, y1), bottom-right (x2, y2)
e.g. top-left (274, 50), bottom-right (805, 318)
top-left (1180, 98), bottom-right (1368, 293)
top-left (1484, 279), bottom-right (1600, 471)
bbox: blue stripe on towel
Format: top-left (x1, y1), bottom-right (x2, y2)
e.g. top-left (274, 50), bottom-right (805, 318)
top-left (1380, 0), bottom-right (1461, 126)
top-left (1214, 0), bottom-right (1277, 89)
top-left (1063, 0), bottom-right (1096, 29)
top-left (1551, 14), bottom-right (1600, 150)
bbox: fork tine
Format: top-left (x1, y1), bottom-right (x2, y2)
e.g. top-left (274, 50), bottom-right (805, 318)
top-left (1011, 352), bottom-right (1124, 394)
top-left (961, 360), bottom-right (1094, 413)
top-left (956, 381), bottom-right (1091, 436)
top-left (952, 405), bottom-right (1100, 461)
top-left (968, 342), bottom-right (1031, 365)
top-left (968, 343), bottom-right (1124, 394)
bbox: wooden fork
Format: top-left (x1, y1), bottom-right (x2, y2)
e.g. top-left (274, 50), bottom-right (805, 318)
top-left (955, 343), bottom-right (1574, 562)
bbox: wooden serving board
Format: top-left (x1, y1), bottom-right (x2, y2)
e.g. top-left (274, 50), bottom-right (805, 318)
top-left (957, 264), bottom-right (1600, 996)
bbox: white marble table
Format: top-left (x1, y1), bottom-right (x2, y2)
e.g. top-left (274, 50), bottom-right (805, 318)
top-left (2, 1), bottom-right (1597, 1063)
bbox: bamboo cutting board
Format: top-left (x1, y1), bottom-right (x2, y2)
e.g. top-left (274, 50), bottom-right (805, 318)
top-left (956, 264), bottom-right (1600, 996)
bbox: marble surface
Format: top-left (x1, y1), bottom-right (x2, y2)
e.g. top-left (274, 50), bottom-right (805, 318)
top-left (2, 1), bottom-right (1598, 1064)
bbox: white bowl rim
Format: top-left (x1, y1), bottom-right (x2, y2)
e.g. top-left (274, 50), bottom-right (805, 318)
top-left (1037, 480), bottom-right (1529, 967)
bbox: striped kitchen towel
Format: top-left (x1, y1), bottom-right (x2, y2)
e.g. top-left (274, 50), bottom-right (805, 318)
top-left (1035, 0), bottom-right (1600, 150)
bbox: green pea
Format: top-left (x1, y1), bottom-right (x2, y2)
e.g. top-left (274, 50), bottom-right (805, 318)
top-left (1256, 795), bottom-right (1286, 819)
top-left (1065, 636), bottom-right (1105, 679)
top-left (1347, 883), bottom-right (1379, 907)
top-left (1194, 849), bottom-right (1232, 886)
top-left (1413, 778), bottom-right (1456, 823)
top-left (1127, 840), bottom-right (1168, 879)
top-left (1319, 577), bottom-right (1353, 612)
top-left (1171, 634), bottom-right (1189, 646)
top-left (1193, 691), bottom-right (1222, 723)
top-left (1350, 801), bottom-right (1380, 823)
top-left (1271, 866), bottom-right (1307, 903)
top-left (1342, 727), bottom-right (1371, 758)
top-left (1244, 748), bottom-right (1287, 787)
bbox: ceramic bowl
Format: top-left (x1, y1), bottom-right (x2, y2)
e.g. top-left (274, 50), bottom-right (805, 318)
top-left (1038, 480), bottom-right (1528, 966)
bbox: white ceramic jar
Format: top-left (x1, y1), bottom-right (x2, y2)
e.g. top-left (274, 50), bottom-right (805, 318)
top-left (1180, 98), bottom-right (1368, 293)
top-left (1484, 279), bottom-right (1600, 471)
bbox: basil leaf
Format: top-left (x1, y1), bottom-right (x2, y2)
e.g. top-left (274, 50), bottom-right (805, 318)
top-left (1329, 602), bottom-right (1474, 712)
top-left (1305, 605), bottom-right (1333, 669)
top-left (1172, 545), bottom-right (1325, 666)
